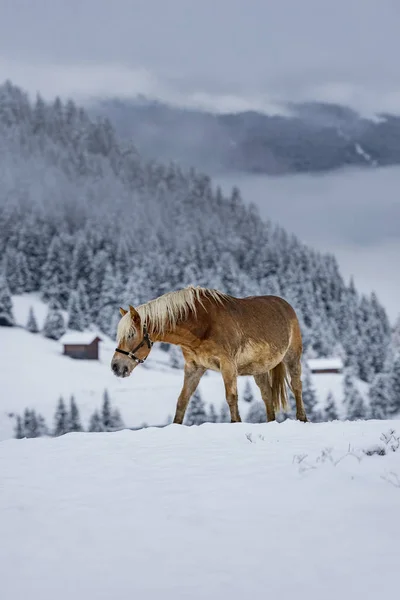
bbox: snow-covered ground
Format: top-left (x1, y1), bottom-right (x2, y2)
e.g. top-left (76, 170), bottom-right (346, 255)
top-left (0, 293), bottom-right (369, 441)
top-left (1, 419), bottom-right (400, 600)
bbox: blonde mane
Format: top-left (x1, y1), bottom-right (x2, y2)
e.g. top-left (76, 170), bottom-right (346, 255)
top-left (117, 286), bottom-right (230, 341)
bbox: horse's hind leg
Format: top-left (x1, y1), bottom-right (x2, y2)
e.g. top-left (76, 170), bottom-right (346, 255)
top-left (254, 373), bottom-right (275, 422)
top-left (284, 353), bottom-right (307, 422)
top-left (220, 360), bottom-right (241, 422)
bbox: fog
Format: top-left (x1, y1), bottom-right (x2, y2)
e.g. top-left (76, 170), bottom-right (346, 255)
top-left (217, 166), bottom-right (400, 322)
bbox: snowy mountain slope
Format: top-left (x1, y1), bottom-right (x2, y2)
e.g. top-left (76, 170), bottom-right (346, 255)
top-left (0, 294), bottom-right (369, 441)
top-left (1, 420), bottom-right (400, 600)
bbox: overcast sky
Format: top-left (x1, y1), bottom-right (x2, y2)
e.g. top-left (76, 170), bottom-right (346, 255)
top-left (1, 0), bottom-right (400, 114)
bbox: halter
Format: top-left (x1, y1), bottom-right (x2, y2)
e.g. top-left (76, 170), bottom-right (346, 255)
top-left (114, 324), bottom-right (153, 365)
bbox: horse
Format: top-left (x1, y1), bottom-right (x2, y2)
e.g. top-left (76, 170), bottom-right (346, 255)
top-left (111, 286), bottom-right (308, 424)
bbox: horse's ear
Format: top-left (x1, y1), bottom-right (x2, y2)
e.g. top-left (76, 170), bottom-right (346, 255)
top-left (129, 304), bottom-right (140, 323)
top-left (119, 307), bottom-right (128, 316)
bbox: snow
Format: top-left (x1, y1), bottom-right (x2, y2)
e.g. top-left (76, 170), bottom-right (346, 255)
top-left (59, 332), bottom-right (103, 345)
top-left (354, 142), bottom-right (376, 166)
top-left (0, 293), bottom-right (369, 441)
top-left (308, 357), bottom-right (343, 371)
top-left (1, 419), bottom-right (400, 600)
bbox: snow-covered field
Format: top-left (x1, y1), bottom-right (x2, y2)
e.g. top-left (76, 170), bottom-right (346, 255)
top-left (1, 419), bottom-right (400, 599)
top-left (0, 294), bottom-right (369, 441)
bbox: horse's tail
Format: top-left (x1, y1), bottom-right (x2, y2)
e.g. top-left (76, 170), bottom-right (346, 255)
top-left (270, 362), bottom-right (289, 412)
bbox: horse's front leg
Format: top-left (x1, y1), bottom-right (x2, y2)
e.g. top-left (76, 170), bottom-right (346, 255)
top-left (173, 362), bottom-right (206, 424)
top-left (220, 360), bottom-right (241, 423)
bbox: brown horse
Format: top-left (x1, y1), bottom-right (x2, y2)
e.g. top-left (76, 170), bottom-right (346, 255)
top-left (111, 286), bottom-right (307, 424)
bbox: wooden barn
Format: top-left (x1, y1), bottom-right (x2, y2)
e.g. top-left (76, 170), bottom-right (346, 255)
top-left (307, 357), bottom-right (343, 375)
top-left (60, 333), bottom-right (102, 360)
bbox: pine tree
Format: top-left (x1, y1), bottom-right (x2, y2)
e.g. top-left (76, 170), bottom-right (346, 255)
top-left (207, 403), bottom-right (218, 423)
top-left (76, 279), bottom-right (90, 329)
top-left (324, 392), bottom-right (338, 421)
top-left (219, 402), bottom-right (230, 423)
top-left (184, 389), bottom-right (208, 425)
top-left (70, 236), bottom-right (92, 293)
top-left (88, 410), bottom-right (104, 432)
top-left (68, 395), bottom-right (83, 432)
top-left (96, 264), bottom-right (120, 338)
top-left (37, 414), bottom-right (49, 437)
top-left (16, 251), bottom-right (34, 293)
top-left (43, 299), bottom-right (66, 340)
top-left (390, 353), bottom-right (400, 416)
top-left (26, 306), bottom-right (39, 333)
top-left (369, 373), bottom-right (393, 420)
top-left (246, 401), bottom-right (266, 423)
top-left (23, 409), bottom-right (39, 438)
top-left (343, 369), bottom-right (367, 420)
top-left (301, 364), bottom-right (319, 421)
top-left (101, 389), bottom-right (113, 431)
top-left (41, 235), bottom-right (70, 307)
top-left (0, 271), bottom-right (14, 326)
top-left (243, 380), bottom-right (254, 403)
top-left (392, 315), bottom-right (400, 353)
top-left (14, 415), bottom-right (24, 439)
top-left (110, 408), bottom-right (124, 431)
top-left (54, 397), bottom-right (69, 436)
top-left (67, 291), bottom-right (85, 331)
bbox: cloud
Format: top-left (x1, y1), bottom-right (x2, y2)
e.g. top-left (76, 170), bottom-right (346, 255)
top-left (0, 0), bottom-right (399, 115)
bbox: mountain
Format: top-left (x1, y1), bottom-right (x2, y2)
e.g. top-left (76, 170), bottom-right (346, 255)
top-left (88, 97), bottom-right (400, 175)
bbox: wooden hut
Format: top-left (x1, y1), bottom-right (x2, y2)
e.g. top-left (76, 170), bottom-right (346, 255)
top-left (60, 333), bottom-right (102, 360)
top-left (307, 357), bottom-right (343, 375)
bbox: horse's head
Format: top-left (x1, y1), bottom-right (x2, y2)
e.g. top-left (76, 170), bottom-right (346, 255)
top-left (111, 305), bottom-right (153, 378)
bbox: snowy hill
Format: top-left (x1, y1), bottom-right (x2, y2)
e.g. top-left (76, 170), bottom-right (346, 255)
top-left (1, 420), bottom-right (400, 600)
top-left (0, 294), bottom-right (369, 441)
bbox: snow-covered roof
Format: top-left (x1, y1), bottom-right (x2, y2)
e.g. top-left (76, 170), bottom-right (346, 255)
top-left (307, 357), bottom-right (343, 371)
top-left (59, 332), bottom-right (102, 345)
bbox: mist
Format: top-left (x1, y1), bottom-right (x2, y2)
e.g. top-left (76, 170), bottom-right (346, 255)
top-left (217, 166), bottom-right (400, 322)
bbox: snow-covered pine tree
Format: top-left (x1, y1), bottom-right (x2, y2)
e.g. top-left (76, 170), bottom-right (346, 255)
top-left (392, 315), bottom-right (400, 353)
top-left (101, 389), bottom-right (113, 431)
top-left (41, 235), bottom-right (70, 308)
top-left (324, 391), bottom-right (339, 421)
top-left (243, 379), bottom-right (254, 403)
top-left (369, 373), bottom-right (393, 420)
top-left (219, 402), bottom-right (230, 423)
top-left (110, 408), bottom-right (124, 431)
top-left (54, 397), bottom-right (69, 436)
top-left (26, 306), bottom-right (39, 333)
top-left (96, 264), bottom-right (120, 338)
top-left (70, 236), bottom-right (92, 294)
top-left (37, 414), bottom-right (49, 437)
top-left (23, 409), bottom-right (39, 438)
top-left (184, 389), bottom-right (208, 425)
top-left (68, 395), bottom-right (83, 432)
top-left (301, 363), bottom-right (319, 422)
top-left (390, 353), bottom-right (400, 417)
top-left (207, 403), bottom-right (218, 423)
top-left (42, 299), bottom-right (66, 340)
top-left (77, 279), bottom-right (90, 329)
top-left (246, 401), bottom-right (266, 423)
top-left (68, 281), bottom-right (91, 331)
top-left (343, 368), bottom-right (367, 421)
top-left (67, 291), bottom-right (84, 331)
top-left (16, 251), bottom-right (34, 293)
top-left (0, 271), bottom-right (14, 326)
top-left (14, 415), bottom-right (24, 439)
top-left (88, 410), bottom-right (104, 432)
